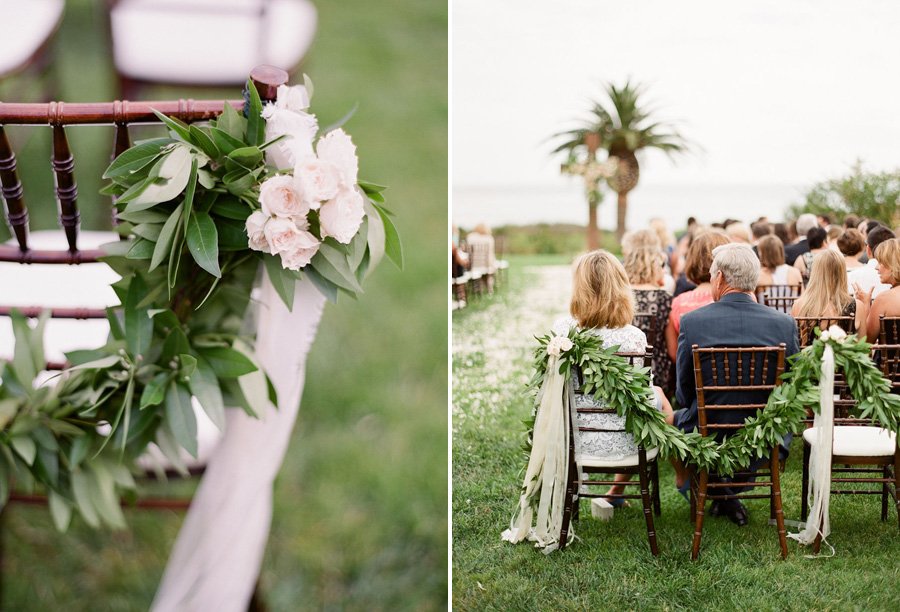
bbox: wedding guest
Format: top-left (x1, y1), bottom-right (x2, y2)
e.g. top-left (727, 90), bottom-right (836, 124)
top-left (553, 250), bottom-right (674, 506)
top-left (623, 228), bottom-right (675, 293)
top-left (843, 214), bottom-right (860, 230)
top-left (725, 221), bottom-right (752, 244)
top-left (792, 249), bottom-right (871, 343)
top-left (750, 221), bottom-right (772, 246)
top-left (866, 238), bottom-right (900, 341)
top-left (465, 223), bottom-right (496, 293)
top-left (674, 243), bottom-right (800, 525)
top-left (785, 213), bottom-right (818, 265)
top-left (623, 245), bottom-right (674, 396)
top-left (826, 225), bottom-right (843, 248)
top-left (665, 230), bottom-right (730, 361)
top-left (772, 222), bottom-right (791, 246)
top-left (793, 226), bottom-right (828, 284)
top-left (852, 225), bottom-right (897, 299)
top-left (817, 213), bottom-right (832, 228)
top-left (756, 234), bottom-right (802, 293)
top-left (838, 228), bottom-right (866, 287)
top-left (650, 217), bottom-right (679, 276)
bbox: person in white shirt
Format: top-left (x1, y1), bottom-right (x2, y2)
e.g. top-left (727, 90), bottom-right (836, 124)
top-left (850, 225), bottom-right (896, 299)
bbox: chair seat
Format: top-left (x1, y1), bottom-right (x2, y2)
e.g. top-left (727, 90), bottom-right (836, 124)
top-left (579, 447), bottom-right (659, 468)
top-left (111, 0), bottom-right (317, 84)
top-left (0, 0), bottom-right (64, 76)
top-left (496, 259), bottom-right (509, 270)
top-left (803, 425), bottom-right (897, 457)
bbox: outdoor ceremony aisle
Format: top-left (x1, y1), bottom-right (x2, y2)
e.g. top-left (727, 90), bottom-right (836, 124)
top-left (452, 258), bottom-right (900, 611)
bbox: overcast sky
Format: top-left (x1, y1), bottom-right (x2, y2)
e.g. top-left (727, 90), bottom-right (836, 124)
top-left (453, 0), bottom-right (900, 190)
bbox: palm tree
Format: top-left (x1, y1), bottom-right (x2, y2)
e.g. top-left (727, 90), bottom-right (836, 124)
top-left (554, 81), bottom-right (690, 245)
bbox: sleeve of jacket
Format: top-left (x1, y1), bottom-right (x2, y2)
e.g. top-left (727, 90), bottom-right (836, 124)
top-left (675, 317), bottom-right (696, 409)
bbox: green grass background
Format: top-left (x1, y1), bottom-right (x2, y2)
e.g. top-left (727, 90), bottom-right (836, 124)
top-left (453, 258), bottom-right (900, 611)
top-left (1, 0), bottom-right (447, 609)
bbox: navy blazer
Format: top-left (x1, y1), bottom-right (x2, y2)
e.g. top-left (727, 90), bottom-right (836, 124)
top-left (675, 293), bottom-right (800, 435)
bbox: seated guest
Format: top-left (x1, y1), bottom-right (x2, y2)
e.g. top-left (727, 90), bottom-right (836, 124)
top-left (756, 235), bottom-right (803, 302)
top-left (673, 243), bottom-right (800, 525)
top-left (794, 226), bottom-right (829, 284)
top-left (725, 221), bottom-right (752, 244)
top-left (665, 230), bottom-right (730, 362)
top-left (623, 228), bottom-right (675, 293)
top-left (843, 214), bottom-right (860, 230)
top-left (791, 249), bottom-right (871, 343)
top-left (553, 250), bottom-right (674, 505)
top-left (785, 213), bottom-right (818, 265)
top-left (465, 223), bottom-right (496, 293)
top-left (866, 238), bottom-right (900, 341)
top-left (838, 228), bottom-right (866, 277)
top-left (624, 244), bottom-right (674, 396)
top-left (853, 225), bottom-right (896, 299)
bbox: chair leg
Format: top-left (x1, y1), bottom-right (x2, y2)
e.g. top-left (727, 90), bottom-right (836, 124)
top-left (650, 461), bottom-right (661, 516)
top-left (770, 453), bottom-right (788, 560)
top-left (691, 470), bottom-right (708, 560)
top-left (688, 472), bottom-right (696, 523)
top-left (801, 443), bottom-right (810, 521)
top-left (638, 459), bottom-right (659, 556)
top-left (883, 465), bottom-right (890, 522)
top-left (558, 464), bottom-right (579, 550)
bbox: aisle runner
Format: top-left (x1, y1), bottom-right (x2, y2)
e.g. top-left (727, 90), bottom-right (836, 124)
top-left (452, 265), bottom-right (571, 431)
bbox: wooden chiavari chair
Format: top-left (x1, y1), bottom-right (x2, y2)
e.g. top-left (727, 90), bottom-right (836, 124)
top-left (879, 315), bottom-right (900, 344)
top-left (755, 284), bottom-right (802, 315)
top-left (794, 316), bottom-right (856, 348)
top-left (558, 349), bottom-right (661, 555)
top-left (689, 344), bottom-right (788, 560)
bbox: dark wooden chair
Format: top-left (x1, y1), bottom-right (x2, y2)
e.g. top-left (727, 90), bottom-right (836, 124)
top-left (879, 315), bottom-right (900, 344)
top-left (0, 65), bottom-right (287, 608)
top-left (794, 316), bottom-right (856, 348)
top-left (689, 344), bottom-right (788, 560)
top-left (800, 343), bottom-right (900, 553)
top-left (755, 284), bottom-right (802, 314)
top-left (558, 349), bottom-right (661, 556)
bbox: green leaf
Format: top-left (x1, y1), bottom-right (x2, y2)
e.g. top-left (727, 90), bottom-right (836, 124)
top-left (150, 203), bottom-right (183, 272)
top-left (124, 276), bottom-right (153, 358)
top-left (212, 196), bottom-right (250, 220)
top-left (126, 238), bottom-right (155, 260)
top-left (227, 146), bottom-right (263, 170)
top-left (216, 217), bottom-right (250, 251)
top-left (358, 180), bottom-right (388, 194)
top-left (140, 373), bottom-right (169, 409)
top-left (71, 469), bottom-right (100, 528)
top-left (47, 489), bottom-right (72, 531)
top-left (209, 127), bottom-right (246, 155)
top-left (179, 353), bottom-right (198, 377)
top-left (188, 125), bottom-right (219, 159)
top-left (304, 267), bottom-right (340, 304)
top-left (114, 177), bottom-right (152, 205)
top-left (63, 355), bottom-right (123, 373)
top-left (234, 340), bottom-right (269, 417)
top-left (311, 243), bottom-right (363, 293)
top-left (152, 109), bottom-right (193, 143)
top-left (155, 423), bottom-right (189, 476)
top-left (118, 209), bottom-right (169, 224)
top-left (246, 78), bottom-right (265, 146)
top-left (217, 102), bottom-right (246, 141)
top-left (371, 201), bottom-right (403, 269)
top-left (128, 145), bottom-right (193, 208)
top-left (11, 436), bottom-right (36, 465)
top-left (87, 463), bottom-right (125, 529)
top-left (186, 211), bottom-right (221, 278)
top-left (189, 357), bottom-right (226, 430)
top-left (348, 217), bottom-right (368, 271)
top-left (182, 158), bottom-right (200, 234)
top-left (10, 310), bottom-right (41, 386)
top-left (104, 139), bottom-right (170, 179)
top-left (197, 346), bottom-right (258, 378)
top-left (223, 170), bottom-right (255, 196)
top-left (165, 382), bottom-right (198, 458)
top-left (263, 254), bottom-right (296, 310)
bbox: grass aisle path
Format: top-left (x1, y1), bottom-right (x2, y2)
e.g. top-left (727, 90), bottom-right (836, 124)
top-left (453, 259), bottom-right (900, 611)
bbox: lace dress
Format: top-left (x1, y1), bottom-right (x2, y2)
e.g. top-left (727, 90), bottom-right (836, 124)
top-left (633, 289), bottom-right (674, 395)
top-left (552, 317), bottom-right (653, 460)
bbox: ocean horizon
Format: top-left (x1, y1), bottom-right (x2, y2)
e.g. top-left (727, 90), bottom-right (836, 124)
top-left (453, 182), bottom-right (809, 233)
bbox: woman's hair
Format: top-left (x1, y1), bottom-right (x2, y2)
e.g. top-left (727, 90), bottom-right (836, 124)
top-left (772, 222), bottom-right (790, 245)
top-left (570, 250), bottom-right (634, 329)
top-left (724, 221), bottom-right (752, 244)
top-left (875, 238), bottom-right (900, 285)
top-left (807, 226), bottom-right (828, 249)
top-left (827, 225), bottom-right (843, 243)
top-left (757, 235), bottom-right (785, 270)
top-left (649, 218), bottom-right (675, 249)
top-left (473, 223), bottom-right (491, 235)
top-left (621, 228), bottom-right (661, 257)
top-left (836, 228), bottom-right (865, 257)
top-left (796, 249), bottom-right (852, 319)
top-left (623, 246), bottom-right (662, 285)
top-left (684, 229), bottom-right (730, 285)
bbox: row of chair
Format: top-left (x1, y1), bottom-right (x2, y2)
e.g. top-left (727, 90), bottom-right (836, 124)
top-left (559, 330), bottom-right (900, 559)
top-left (451, 239), bottom-right (509, 310)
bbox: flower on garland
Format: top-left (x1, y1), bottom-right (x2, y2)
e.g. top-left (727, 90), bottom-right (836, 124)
top-left (546, 336), bottom-right (573, 357)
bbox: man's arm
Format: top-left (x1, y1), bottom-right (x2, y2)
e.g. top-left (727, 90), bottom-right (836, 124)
top-left (675, 319), bottom-right (696, 409)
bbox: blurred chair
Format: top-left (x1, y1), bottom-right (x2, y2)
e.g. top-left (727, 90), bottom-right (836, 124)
top-left (879, 315), bottom-right (900, 344)
top-left (800, 343), bottom-right (900, 553)
top-left (755, 284), bottom-right (802, 315)
top-left (558, 350), bottom-right (661, 556)
top-left (794, 316), bottom-right (855, 348)
top-left (689, 345), bottom-right (788, 560)
top-left (108, 0), bottom-right (317, 98)
top-left (0, 0), bottom-right (64, 98)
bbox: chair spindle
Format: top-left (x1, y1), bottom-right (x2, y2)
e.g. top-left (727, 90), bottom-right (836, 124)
top-left (0, 125), bottom-right (29, 252)
top-left (50, 120), bottom-right (79, 253)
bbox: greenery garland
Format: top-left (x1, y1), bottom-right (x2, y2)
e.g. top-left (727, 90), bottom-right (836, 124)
top-left (527, 326), bottom-right (900, 477)
top-left (0, 78), bottom-right (402, 530)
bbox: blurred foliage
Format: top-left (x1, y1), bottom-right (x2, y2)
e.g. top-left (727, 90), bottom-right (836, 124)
top-left (789, 160), bottom-right (900, 226)
top-left (486, 224), bottom-right (619, 256)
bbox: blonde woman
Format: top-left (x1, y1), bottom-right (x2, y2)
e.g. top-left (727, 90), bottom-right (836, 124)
top-left (791, 249), bottom-right (871, 344)
top-left (623, 227), bottom-right (675, 293)
top-left (624, 245), bottom-right (674, 396)
top-left (866, 238), bottom-right (900, 340)
top-left (553, 250), bottom-right (673, 506)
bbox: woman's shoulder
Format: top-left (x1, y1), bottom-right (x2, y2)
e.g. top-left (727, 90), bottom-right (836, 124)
top-left (597, 324), bottom-right (647, 350)
top-left (551, 316), bottom-right (578, 336)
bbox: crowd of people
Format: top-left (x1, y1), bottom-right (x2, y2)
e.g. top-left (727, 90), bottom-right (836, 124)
top-left (452, 223), bottom-right (507, 308)
top-left (557, 212), bottom-right (900, 526)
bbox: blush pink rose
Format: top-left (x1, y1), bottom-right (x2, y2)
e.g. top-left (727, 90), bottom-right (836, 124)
top-left (294, 158), bottom-right (342, 208)
top-left (319, 188), bottom-right (365, 244)
top-left (245, 210), bottom-right (271, 253)
top-left (259, 174), bottom-right (309, 219)
top-left (316, 128), bottom-right (359, 187)
top-left (263, 217), bottom-right (320, 270)
top-left (261, 106), bottom-right (318, 170)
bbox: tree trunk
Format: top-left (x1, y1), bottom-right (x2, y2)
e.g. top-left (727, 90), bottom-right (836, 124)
top-left (616, 191), bottom-right (628, 243)
top-left (587, 200), bottom-right (599, 251)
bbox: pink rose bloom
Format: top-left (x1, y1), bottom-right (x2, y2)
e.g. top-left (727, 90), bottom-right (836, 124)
top-left (316, 128), bottom-right (359, 187)
top-left (259, 174), bottom-right (309, 219)
top-left (279, 229), bottom-right (320, 270)
top-left (263, 217), bottom-right (320, 270)
top-left (294, 158), bottom-right (342, 208)
top-left (319, 188), bottom-right (365, 244)
top-left (261, 106), bottom-right (318, 170)
top-left (245, 210), bottom-right (271, 253)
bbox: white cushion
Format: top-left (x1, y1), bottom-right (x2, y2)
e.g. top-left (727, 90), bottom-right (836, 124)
top-left (579, 447), bottom-right (659, 468)
top-left (0, 0), bottom-right (64, 76)
top-left (111, 0), bottom-right (317, 84)
top-left (803, 425), bottom-right (897, 457)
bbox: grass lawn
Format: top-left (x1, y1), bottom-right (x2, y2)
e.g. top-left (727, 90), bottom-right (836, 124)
top-left (452, 259), bottom-right (900, 610)
top-left (2, 0), bottom-right (447, 609)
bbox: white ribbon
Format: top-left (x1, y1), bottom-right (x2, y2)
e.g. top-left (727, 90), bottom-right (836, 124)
top-left (501, 355), bottom-right (572, 553)
top-left (788, 343), bottom-right (834, 553)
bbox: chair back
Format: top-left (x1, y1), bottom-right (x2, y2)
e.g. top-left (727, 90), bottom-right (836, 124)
top-left (465, 239), bottom-right (494, 272)
top-left (794, 316), bottom-right (855, 348)
top-left (0, 65), bottom-right (285, 367)
top-left (691, 345), bottom-right (786, 439)
top-left (571, 349), bottom-right (653, 437)
top-left (632, 312), bottom-right (662, 358)
top-left (872, 343), bottom-right (900, 395)
top-left (879, 316), bottom-right (900, 345)
top-left (755, 284), bottom-right (802, 314)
